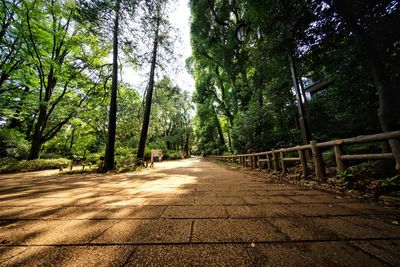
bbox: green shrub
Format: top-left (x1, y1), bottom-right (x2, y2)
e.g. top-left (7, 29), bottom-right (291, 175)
top-left (115, 147), bottom-right (135, 157)
top-left (0, 158), bottom-right (70, 173)
top-left (0, 129), bottom-right (30, 159)
top-left (115, 154), bottom-right (137, 172)
top-left (85, 152), bottom-right (104, 164)
top-left (165, 150), bottom-right (183, 160)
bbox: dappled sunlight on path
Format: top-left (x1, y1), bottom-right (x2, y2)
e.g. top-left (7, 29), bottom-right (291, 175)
top-left (0, 157), bottom-right (399, 266)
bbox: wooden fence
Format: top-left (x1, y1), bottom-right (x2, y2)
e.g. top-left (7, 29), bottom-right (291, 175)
top-left (213, 130), bottom-right (400, 179)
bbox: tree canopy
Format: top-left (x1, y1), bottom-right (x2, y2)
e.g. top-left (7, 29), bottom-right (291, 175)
top-left (189, 0), bottom-right (400, 155)
top-left (1, 0), bottom-right (399, 172)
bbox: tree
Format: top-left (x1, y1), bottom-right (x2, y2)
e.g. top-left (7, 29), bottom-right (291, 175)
top-left (78, 0), bottom-right (138, 171)
top-left (329, 0), bottom-right (400, 170)
top-left (10, 0), bottom-right (109, 159)
top-left (136, 0), bottom-right (172, 163)
top-left (103, 0), bottom-right (120, 171)
top-left (190, 0), bottom-right (399, 161)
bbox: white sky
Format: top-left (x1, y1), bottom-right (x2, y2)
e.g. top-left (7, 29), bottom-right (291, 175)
top-left (122, 0), bottom-right (195, 95)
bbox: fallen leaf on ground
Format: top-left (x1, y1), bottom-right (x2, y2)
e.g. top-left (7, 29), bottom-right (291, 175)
top-left (250, 242), bottom-right (256, 248)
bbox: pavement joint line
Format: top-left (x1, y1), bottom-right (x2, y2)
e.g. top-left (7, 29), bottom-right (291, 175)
top-left (337, 215), bottom-right (399, 235)
top-left (264, 218), bottom-right (291, 241)
top-left (189, 220), bottom-right (195, 243)
top-left (120, 246), bottom-right (138, 267)
top-left (86, 220), bottom-right (119, 244)
top-left (222, 205), bottom-right (230, 219)
top-left (350, 241), bottom-right (396, 266)
top-left (0, 246), bottom-right (28, 265)
top-left (1, 213), bottom-right (397, 221)
top-left (0, 201), bottom-right (366, 208)
top-left (2, 238), bottom-right (399, 247)
top-left (158, 205), bottom-right (168, 218)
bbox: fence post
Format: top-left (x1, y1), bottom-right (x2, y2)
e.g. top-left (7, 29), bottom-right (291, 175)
top-left (333, 140), bottom-right (345, 173)
top-left (272, 149), bottom-right (279, 172)
top-left (280, 151), bottom-right (286, 175)
top-left (388, 139), bottom-right (400, 171)
top-left (310, 140), bottom-right (325, 180)
top-left (298, 148), bottom-right (308, 177)
top-left (266, 153), bottom-right (271, 169)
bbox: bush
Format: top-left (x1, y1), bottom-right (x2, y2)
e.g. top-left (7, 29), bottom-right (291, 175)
top-left (164, 150), bottom-right (183, 160)
top-left (0, 129), bottom-right (30, 159)
top-left (115, 154), bottom-right (137, 172)
top-left (85, 152), bottom-right (104, 165)
top-left (0, 158), bottom-right (70, 173)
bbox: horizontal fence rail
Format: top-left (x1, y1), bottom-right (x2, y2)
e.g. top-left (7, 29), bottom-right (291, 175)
top-left (212, 130), bottom-right (400, 179)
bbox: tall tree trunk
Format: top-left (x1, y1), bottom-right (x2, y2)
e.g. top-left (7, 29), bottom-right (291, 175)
top-left (27, 107), bottom-right (47, 159)
top-left (227, 126), bottom-right (232, 151)
top-left (212, 106), bottom-right (225, 148)
top-left (333, 0), bottom-right (400, 170)
top-left (103, 0), bottom-right (120, 171)
top-left (289, 54), bottom-right (312, 145)
top-left (136, 10), bottom-right (160, 162)
top-left (69, 127), bottom-right (76, 151)
top-left (184, 130), bottom-right (190, 156)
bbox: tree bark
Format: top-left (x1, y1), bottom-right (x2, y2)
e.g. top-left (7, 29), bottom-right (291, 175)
top-left (212, 106), bottom-right (225, 148)
top-left (27, 103), bottom-right (47, 159)
top-left (103, 0), bottom-right (120, 171)
top-left (136, 7), bottom-right (160, 162)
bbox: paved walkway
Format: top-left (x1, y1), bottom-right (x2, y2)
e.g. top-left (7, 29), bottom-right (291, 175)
top-left (0, 157), bottom-right (399, 266)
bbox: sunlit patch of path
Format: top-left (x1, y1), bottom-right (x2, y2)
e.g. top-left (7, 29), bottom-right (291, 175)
top-left (0, 157), bottom-right (399, 266)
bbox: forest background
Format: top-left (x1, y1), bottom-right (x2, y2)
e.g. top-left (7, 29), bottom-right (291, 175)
top-left (0, 0), bottom-right (399, 174)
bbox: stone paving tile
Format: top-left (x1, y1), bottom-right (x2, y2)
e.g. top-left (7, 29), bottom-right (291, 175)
top-left (218, 197), bottom-right (248, 205)
top-left (287, 194), bottom-right (355, 204)
top-left (1, 245), bottom-right (135, 267)
top-left (0, 220), bottom-right (115, 245)
top-left (192, 219), bottom-right (286, 242)
top-left (0, 246), bottom-right (28, 264)
top-left (94, 206), bottom-right (166, 219)
top-left (246, 242), bottom-right (387, 266)
top-left (337, 202), bottom-right (400, 215)
top-left (44, 207), bottom-right (109, 219)
top-left (194, 197), bottom-right (247, 205)
top-left (352, 240), bottom-right (400, 266)
top-left (242, 196), bottom-right (295, 204)
top-left (245, 184), bottom-right (299, 191)
top-left (255, 190), bottom-right (326, 196)
top-left (194, 197), bottom-right (221, 205)
top-left (226, 205), bottom-right (294, 218)
top-left (1, 197), bottom-right (118, 207)
top-left (143, 197), bottom-right (195, 206)
top-left (215, 191), bottom-right (258, 197)
top-left (269, 216), bottom-right (392, 241)
top-left (0, 207), bottom-right (60, 219)
top-left (284, 203), bottom-right (359, 216)
top-left (193, 191), bottom-right (218, 197)
top-left (105, 198), bottom-right (147, 206)
top-left (162, 205), bottom-right (228, 219)
top-left (125, 244), bottom-right (252, 266)
top-left (91, 219), bottom-right (192, 244)
top-left (340, 216), bottom-right (400, 238)
top-left (269, 217), bottom-right (338, 241)
top-left (311, 217), bottom-right (392, 239)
